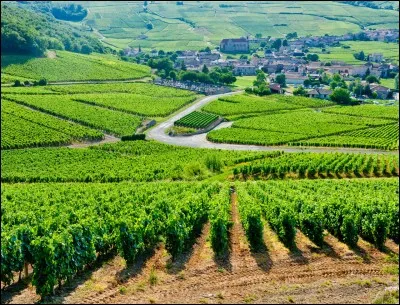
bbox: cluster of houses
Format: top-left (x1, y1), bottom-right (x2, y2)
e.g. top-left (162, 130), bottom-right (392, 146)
top-left (153, 78), bottom-right (231, 95)
top-left (124, 29), bottom-right (398, 100)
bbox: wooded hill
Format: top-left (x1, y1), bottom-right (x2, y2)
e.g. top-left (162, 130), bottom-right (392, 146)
top-left (1, 2), bottom-right (103, 56)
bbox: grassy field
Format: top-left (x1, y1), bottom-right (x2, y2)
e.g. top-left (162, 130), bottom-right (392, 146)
top-left (233, 76), bottom-right (256, 89)
top-left (1, 50), bottom-right (151, 82)
top-left (310, 41), bottom-right (399, 65)
top-left (380, 78), bottom-right (397, 89)
top-left (70, 1), bottom-right (399, 51)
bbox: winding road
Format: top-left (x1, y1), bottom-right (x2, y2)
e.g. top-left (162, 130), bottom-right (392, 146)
top-left (147, 91), bottom-right (399, 155)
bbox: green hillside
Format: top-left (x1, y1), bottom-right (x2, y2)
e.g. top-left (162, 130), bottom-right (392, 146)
top-left (75, 1), bottom-right (399, 51)
top-left (1, 2), bottom-right (104, 56)
top-left (1, 50), bottom-right (151, 82)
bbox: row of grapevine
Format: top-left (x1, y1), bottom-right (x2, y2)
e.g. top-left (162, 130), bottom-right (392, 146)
top-left (245, 179), bottom-right (398, 249)
top-left (175, 111), bottom-right (219, 129)
top-left (209, 186), bottom-right (232, 257)
top-left (1, 182), bottom-right (220, 297)
top-left (233, 152), bottom-right (399, 179)
top-left (236, 184), bottom-right (264, 250)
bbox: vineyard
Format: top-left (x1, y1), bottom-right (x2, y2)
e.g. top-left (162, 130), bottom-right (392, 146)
top-left (201, 94), bottom-right (303, 116)
top-left (322, 104), bottom-right (399, 120)
top-left (1, 100), bottom-right (103, 149)
top-left (1, 141), bottom-right (280, 183)
top-left (1, 112), bottom-right (72, 150)
top-left (46, 83), bottom-right (196, 96)
top-left (1, 182), bottom-right (219, 296)
top-left (233, 152), bottom-right (399, 179)
top-left (72, 93), bottom-right (197, 117)
top-left (3, 95), bottom-right (142, 137)
top-left (1, 83), bottom-right (200, 149)
top-left (1, 51), bottom-right (151, 82)
top-left (202, 94), bottom-right (333, 116)
top-left (174, 111), bottom-right (219, 129)
top-left (2, 178), bottom-right (398, 298)
top-left (205, 94), bottom-right (399, 150)
top-left (242, 178), bottom-right (399, 249)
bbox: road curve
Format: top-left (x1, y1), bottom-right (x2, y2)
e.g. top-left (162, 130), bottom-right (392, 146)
top-left (147, 92), bottom-right (399, 155)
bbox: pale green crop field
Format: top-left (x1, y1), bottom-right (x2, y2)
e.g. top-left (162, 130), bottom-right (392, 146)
top-left (380, 78), bottom-right (397, 89)
top-left (310, 41), bottom-right (399, 65)
top-left (70, 1), bottom-right (398, 51)
top-left (233, 76), bottom-right (256, 89)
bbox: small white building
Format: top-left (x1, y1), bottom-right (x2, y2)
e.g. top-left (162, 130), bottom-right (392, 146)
top-left (368, 53), bottom-right (384, 63)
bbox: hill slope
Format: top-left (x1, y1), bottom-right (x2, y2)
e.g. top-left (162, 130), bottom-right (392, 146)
top-left (1, 2), bottom-right (104, 56)
top-left (1, 50), bottom-right (151, 82)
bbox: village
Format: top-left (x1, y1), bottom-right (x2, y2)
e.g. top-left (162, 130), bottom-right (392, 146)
top-left (123, 28), bottom-right (399, 101)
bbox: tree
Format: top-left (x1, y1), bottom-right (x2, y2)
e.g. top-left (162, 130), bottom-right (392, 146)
top-left (272, 39), bottom-right (282, 50)
top-left (202, 64), bottom-right (209, 74)
top-left (293, 86), bottom-right (307, 96)
top-left (255, 84), bottom-right (271, 96)
top-left (330, 81), bottom-right (338, 90)
top-left (180, 61), bottom-right (187, 71)
top-left (81, 44), bottom-right (93, 54)
top-left (371, 91), bottom-right (378, 99)
top-left (260, 41), bottom-right (266, 48)
top-left (255, 33), bottom-right (262, 39)
top-left (169, 70), bottom-right (177, 80)
top-left (366, 75), bottom-right (380, 84)
top-left (395, 73), bottom-right (399, 90)
top-left (329, 88), bottom-right (352, 105)
top-left (209, 71), bottom-right (220, 83)
top-left (275, 73), bottom-right (286, 86)
top-left (146, 22), bottom-right (153, 30)
top-left (13, 80), bottom-right (21, 87)
top-left (282, 39), bottom-right (288, 47)
top-left (303, 79), bottom-right (312, 87)
top-left (38, 79), bottom-right (47, 86)
top-left (158, 50), bottom-right (165, 56)
top-left (306, 53), bottom-right (319, 61)
top-left (321, 73), bottom-right (330, 85)
top-left (332, 73), bottom-right (342, 82)
top-left (353, 50), bottom-right (365, 60)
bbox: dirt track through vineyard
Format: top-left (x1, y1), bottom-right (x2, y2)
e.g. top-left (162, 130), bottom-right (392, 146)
top-left (2, 190), bottom-right (398, 304)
